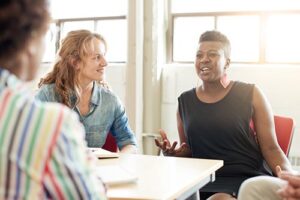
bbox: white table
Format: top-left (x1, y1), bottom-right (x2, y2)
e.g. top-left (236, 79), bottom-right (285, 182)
top-left (96, 154), bottom-right (223, 200)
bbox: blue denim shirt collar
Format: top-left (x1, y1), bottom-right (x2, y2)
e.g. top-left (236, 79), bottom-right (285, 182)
top-left (91, 82), bottom-right (101, 106)
top-left (69, 81), bottom-right (101, 107)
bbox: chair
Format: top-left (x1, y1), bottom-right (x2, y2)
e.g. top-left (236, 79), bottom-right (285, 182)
top-left (273, 115), bottom-right (295, 156)
top-left (102, 132), bottom-right (118, 152)
top-left (250, 115), bottom-right (295, 155)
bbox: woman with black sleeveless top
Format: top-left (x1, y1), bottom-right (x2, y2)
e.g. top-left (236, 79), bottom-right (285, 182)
top-left (155, 30), bottom-right (293, 200)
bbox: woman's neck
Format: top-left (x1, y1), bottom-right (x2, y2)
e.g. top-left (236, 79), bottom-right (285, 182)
top-left (78, 81), bottom-right (94, 94)
top-left (200, 81), bottom-right (226, 94)
top-left (196, 81), bottom-right (233, 103)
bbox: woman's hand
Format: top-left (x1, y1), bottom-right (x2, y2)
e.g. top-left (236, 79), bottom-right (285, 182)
top-left (154, 129), bottom-right (190, 157)
top-left (277, 165), bottom-right (300, 199)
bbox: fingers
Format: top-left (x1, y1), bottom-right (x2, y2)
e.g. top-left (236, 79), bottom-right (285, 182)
top-left (280, 173), bottom-right (300, 185)
top-left (179, 142), bottom-right (187, 149)
top-left (154, 138), bottom-right (168, 151)
top-left (277, 176), bottom-right (300, 199)
top-left (162, 141), bottom-right (178, 156)
top-left (154, 138), bottom-right (162, 148)
top-left (276, 165), bottom-right (282, 177)
top-left (158, 129), bottom-right (167, 139)
top-left (158, 129), bottom-right (172, 146)
top-left (278, 184), bottom-right (295, 198)
top-left (170, 141), bottom-right (178, 151)
top-left (286, 175), bottom-right (300, 188)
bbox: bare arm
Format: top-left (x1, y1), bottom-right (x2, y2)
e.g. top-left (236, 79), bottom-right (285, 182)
top-left (120, 144), bottom-right (137, 154)
top-left (252, 85), bottom-right (293, 175)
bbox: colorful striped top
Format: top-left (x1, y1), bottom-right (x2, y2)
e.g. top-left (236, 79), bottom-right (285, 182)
top-left (0, 68), bottom-right (107, 200)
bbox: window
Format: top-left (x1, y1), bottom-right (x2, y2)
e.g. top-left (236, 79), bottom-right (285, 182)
top-left (42, 23), bottom-right (57, 63)
top-left (217, 15), bottom-right (260, 63)
top-left (96, 19), bottom-right (127, 62)
top-left (173, 16), bottom-right (214, 62)
top-left (170, 0), bottom-right (300, 64)
top-left (60, 21), bottom-right (95, 39)
top-left (43, 0), bottom-right (127, 63)
top-left (265, 14), bottom-right (300, 63)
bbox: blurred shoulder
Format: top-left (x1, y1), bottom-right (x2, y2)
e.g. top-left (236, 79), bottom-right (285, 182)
top-left (234, 81), bottom-right (255, 90)
top-left (38, 83), bottom-right (55, 91)
top-left (179, 88), bottom-right (196, 99)
top-left (94, 83), bottom-right (120, 103)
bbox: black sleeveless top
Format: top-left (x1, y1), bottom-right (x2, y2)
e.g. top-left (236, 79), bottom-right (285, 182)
top-left (178, 81), bottom-right (272, 195)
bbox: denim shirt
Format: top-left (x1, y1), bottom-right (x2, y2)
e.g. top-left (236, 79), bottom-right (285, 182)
top-left (35, 82), bottom-right (137, 149)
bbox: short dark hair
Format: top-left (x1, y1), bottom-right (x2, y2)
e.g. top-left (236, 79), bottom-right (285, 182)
top-left (0, 0), bottom-right (50, 60)
top-left (199, 30), bottom-right (231, 58)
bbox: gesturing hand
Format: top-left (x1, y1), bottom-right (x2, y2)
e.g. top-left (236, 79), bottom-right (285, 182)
top-left (154, 129), bottom-right (190, 157)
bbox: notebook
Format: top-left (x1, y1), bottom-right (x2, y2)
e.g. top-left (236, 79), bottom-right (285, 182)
top-left (89, 148), bottom-right (119, 159)
top-left (96, 165), bottom-right (138, 186)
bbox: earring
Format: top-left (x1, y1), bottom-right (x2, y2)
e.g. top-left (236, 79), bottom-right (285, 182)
top-left (220, 72), bottom-right (230, 89)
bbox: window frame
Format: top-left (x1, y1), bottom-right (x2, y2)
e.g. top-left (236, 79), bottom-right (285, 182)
top-left (168, 10), bottom-right (300, 64)
top-left (43, 15), bottom-right (127, 64)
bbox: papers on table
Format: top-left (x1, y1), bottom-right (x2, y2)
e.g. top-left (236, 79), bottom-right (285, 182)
top-left (96, 165), bottom-right (138, 186)
top-left (89, 148), bottom-right (138, 186)
top-left (88, 148), bottom-right (119, 159)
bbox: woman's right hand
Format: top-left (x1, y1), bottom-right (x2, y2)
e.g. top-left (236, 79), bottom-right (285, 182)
top-left (154, 129), bottom-right (190, 157)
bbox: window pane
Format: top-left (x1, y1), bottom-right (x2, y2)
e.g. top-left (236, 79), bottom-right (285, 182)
top-left (217, 15), bottom-right (260, 62)
top-left (266, 14), bottom-right (300, 63)
top-left (50, 0), bottom-right (127, 19)
top-left (61, 21), bottom-right (95, 39)
top-left (96, 19), bottom-right (127, 62)
top-left (173, 16), bottom-right (214, 62)
top-left (42, 23), bottom-right (57, 62)
top-left (172, 0), bottom-right (300, 13)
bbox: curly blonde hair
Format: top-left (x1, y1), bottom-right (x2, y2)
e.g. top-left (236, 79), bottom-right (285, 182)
top-left (38, 29), bottom-right (106, 107)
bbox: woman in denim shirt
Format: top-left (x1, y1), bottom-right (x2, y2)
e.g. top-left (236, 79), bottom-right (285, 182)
top-left (36, 30), bottom-right (137, 153)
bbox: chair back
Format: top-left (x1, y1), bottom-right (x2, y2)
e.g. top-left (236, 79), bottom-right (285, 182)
top-left (102, 132), bottom-right (118, 152)
top-left (250, 115), bottom-right (294, 155)
top-left (274, 115), bottom-right (294, 156)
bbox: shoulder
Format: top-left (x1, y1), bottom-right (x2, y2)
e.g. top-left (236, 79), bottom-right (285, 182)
top-left (35, 83), bottom-right (57, 101)
top-left (35, 97), bottom-right (79, 123)
top-left (177, 88), bottom-right (197, 111)
top-left (38, 83), bottom-right (55, 91)
top-left (178, 88), bottom-right (196, 100)
top-left (34, 99), bottom-right (84, 142)
top-left (94, 84), bottom-right (120, 104)
top-left (231, 81), bottom-right (255, 97)
top-left (37, 83), bottom-right (56, 96)
top-left (3, 87), bottom-right (81, 135)
top-left (234, 81), bottom-right (255, 90)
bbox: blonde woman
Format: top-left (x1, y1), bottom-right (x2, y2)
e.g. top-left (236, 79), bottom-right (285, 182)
top-left (36, 30), bottom-right (137, 153)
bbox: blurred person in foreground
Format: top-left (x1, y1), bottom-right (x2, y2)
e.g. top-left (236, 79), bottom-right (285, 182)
top-left (0, 0), bottom-right (107, 199)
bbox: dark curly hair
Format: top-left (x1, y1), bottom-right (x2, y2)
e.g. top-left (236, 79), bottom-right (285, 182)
top-left (0, 0), bottom-right (50, 60)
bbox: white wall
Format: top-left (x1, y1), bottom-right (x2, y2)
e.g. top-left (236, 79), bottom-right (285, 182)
top-left (161, 64), bottom-right (300, 157)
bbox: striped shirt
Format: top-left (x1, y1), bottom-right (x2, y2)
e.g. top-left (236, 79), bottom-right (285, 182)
top-left (0, 68), bottom-right (107, 200)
